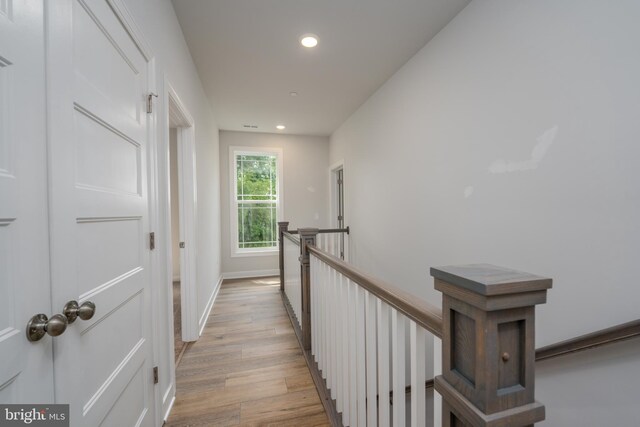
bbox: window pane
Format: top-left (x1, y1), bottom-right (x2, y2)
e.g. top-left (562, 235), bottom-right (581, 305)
top-left (236, 154), bottom-right (277, 201)
top-left (237, 202), bottom-right (277, 249)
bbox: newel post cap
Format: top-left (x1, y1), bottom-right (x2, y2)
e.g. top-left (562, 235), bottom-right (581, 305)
top-left (298, 228), bottom-right (319, 265)
top-left (298, 227), bottom-right (319, 236)
top-left (431, 264), bottom-right (552, 295)
top-left (278, 222), bottom-right (289, 244)
top-left (431, 264), bottom-right (552, 310)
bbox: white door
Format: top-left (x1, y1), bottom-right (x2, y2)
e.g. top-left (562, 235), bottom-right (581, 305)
top-left (47, 0), bottom-right (156, 425)
top-left (0, 0), bottom-right (55, 404)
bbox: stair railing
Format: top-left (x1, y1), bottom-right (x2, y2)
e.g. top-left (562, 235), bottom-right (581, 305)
top-left (279, 222), bottom-right (552, 427)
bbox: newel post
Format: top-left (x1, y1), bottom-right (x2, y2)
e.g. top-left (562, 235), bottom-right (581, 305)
top-left (277, 221), bottom-right (289, 292)
top-left (298, 228), bottom-right (318, 351)
top-left (431, 264), bottom-right (552, 427)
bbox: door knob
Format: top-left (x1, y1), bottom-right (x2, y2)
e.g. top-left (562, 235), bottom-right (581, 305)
top-left (63, 300), bottom-right (96, 323)
top-left (26, 313), bottom-right (68, 342)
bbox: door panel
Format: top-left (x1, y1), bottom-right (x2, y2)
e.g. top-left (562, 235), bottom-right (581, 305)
top-left (76, 218), bottom-right (142, 297)
top-left (74, 109), bottom-right (142, 196)
top-left (47, 0), bottom-right (154, 425)
top-left (100, 365), bottom-right (148, 427)
top-left (0, 0), bottom-right (54, 405)
top-left (72, 0), bottom-right (144, 129)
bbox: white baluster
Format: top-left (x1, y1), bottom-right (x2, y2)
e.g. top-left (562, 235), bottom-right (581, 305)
top-left (330, 232), bottom-right (336, 257)
top-left (327, 267), bottom-right (334, 393)
top-left (318, 258), bottom-right (322, 354)
top-left (324, 261), bottom-right (331, 380)
top-left (365, 291), bottom-right (378, 426)
top-left (330, 268), bottom-right (338, 400)
top-left (325, 262), bottom-right (330, 371)
top-left (317, 260), bottom-right (323, 371)
top-left (377, 301), bottom-right (390, 427)
top-left (297, 258), bottom-right (301, 324)
top-left (319, 261), bottom-right (326, 376)
top-left (410, 322), bottom-right (426, 427)
top-left (335, 271), bottom-right (344, 413)
top-left (433, 336), bottom-right (442, 427)
top-left (342, 275), bottom-right (351, 426)
top-left (348, 280), bottom-right (358, 426)
top-left (324, 262), bottom-right (331, 380)
top-left (356, 286), bottom-right (367, 427)
top-left (317, 257), bottom-right (322, 359)
top-left (311, 257), bottom-right (316, 358)
top-left (392, 309), bottom-right (406, 427)
top-left (344, 233), bottom-right (349, 262)
top-left (324, 263), bottom-right (330, 386)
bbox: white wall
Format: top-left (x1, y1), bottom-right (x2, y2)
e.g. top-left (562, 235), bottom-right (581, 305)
top-left (330, 0), bottom-right (640, 424)
top-left (219, 131), bottom-right (330, 277)
top-left (121, 0), bottom-right (221, 420)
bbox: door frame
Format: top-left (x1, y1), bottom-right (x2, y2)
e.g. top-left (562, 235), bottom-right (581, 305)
top-left (329, 159), bottom-right (344, 229)
top-left (329, 159), bottom-right (347, 260)
top-left (164, 79), bottom-right (197, 344)
top-left (152, 77), bottom-right (198, 421)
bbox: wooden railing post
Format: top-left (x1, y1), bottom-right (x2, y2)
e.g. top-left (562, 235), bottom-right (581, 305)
top-left (278, 221), bottom-right (289, 292)
top-left (431, 264), bottom-right (552, 427)
top-left (298, 228), bottom-right (318, 351)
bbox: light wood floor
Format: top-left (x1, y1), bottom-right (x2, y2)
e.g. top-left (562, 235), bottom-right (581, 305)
top-left (173, 281), bottom-right (186, 362)
top-left (165, 277), bottom-right (329, 426)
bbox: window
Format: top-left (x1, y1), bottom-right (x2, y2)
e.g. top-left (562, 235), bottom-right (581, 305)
top-left (230, 147), bottom-right (283, 256)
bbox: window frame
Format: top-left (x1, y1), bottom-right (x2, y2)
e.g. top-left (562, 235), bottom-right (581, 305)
top-left (229, 146), bottom-right (284, 257)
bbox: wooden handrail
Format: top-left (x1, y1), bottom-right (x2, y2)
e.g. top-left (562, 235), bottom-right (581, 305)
top-left (307, 243), bottom-right (638, 361)
top-left (307, 244), bottom-right (443, 337)
top-left (286, 227), bottom-right (349, 235)
top-left (283, 231), bottom-right (300, 244)
top-left (317, 226), bottom-right (350, 235)
top-left (535, 318), bottom-right (640, 361)
top-left (306, 244), bottom-right (639, 394)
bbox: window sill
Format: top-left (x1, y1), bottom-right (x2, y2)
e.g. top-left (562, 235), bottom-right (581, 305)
top-left (231, 249), bottom-right (279, 258)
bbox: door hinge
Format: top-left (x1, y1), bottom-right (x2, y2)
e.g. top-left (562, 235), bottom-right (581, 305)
top-left (337, 179), bottom-right (343, 184)
top-left (147, 93), bottom-right (158, 114)
top-left (337, 215), bottom-right (343, 221)
top-left (153, 366), bottom-right (159, 384)
top-left (149, 232), bottom-right (155, 250)
top-left (179, 241), bottom-right (185, 248)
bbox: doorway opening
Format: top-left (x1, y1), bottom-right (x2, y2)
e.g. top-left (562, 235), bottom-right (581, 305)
top-left (169, 128), bottom-right (185, 363)
top-left (330, 161), bottom-right (346, 260)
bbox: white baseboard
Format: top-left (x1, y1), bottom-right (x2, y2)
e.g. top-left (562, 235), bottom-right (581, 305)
top-left (221, 269), bottom-right (279, 280)
top-left (163, 393), bottom-right (176, 422)
top-left (198, 275), bottom-right (222, 336)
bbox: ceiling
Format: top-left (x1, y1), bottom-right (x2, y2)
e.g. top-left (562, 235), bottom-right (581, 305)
top-left (172, 0), bottom-right (470, 136)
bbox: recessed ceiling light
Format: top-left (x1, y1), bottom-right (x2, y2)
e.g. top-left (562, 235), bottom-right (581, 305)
top-left (276, 125), bottom-right (286, 130)
top-left (289, 91), bottom-right (298, 97)
top-left (300, 34), bottom-right (318, 48)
